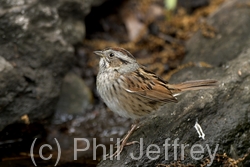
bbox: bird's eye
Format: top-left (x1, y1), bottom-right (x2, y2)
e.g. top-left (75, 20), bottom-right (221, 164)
top-left (109, 53), bottom-right (114, 57)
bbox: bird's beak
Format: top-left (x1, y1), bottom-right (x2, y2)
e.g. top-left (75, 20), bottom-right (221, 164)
top-left (94, 51), bottom-right (104, 57)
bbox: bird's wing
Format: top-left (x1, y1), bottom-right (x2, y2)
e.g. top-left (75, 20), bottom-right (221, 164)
top-left (121, 68), bottom-right (178, 103)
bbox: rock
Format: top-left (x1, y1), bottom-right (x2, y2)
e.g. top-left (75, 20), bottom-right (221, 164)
top-left (54, 72), bottom-right (93, 123)
top-left (183, 0), bottom-right (250, 66)
top-left (0, 57), bottom-right (13, 72)
top-left (178, 0), bottom-right (209, 12)
top-left (0, 0), bottom-right (108, 130)
top-left (98, 0), bottom-right (250, 166)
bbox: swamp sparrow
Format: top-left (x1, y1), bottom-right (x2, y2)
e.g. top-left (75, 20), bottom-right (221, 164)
top-left (95, 47), bottom-right (217, 157)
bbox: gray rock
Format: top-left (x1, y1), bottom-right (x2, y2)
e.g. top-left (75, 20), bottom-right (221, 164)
top-left (0, 0), bottom-right (108, 130)
top-left (183, 0), bottom-right (250, 66)
top-left (98, 0), bottom-right (250, 166)
top-left (54, 72), bottom-right (93, 123)
top-left (0, 57), bottom-right (13, 72)
top-left (178, 0), bottom-right (209, 11)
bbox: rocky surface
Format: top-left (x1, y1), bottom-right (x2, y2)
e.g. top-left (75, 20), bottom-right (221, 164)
top-left (98, 0), bottom-right (250, 166)
top-left (178, 0), bottom-right (210, 12)
top-left (0, 0), bottom-right (107, 131)
top-left (183, 0), bottom-right (250, 66)
top-left (54, 72), bottom-right (93, 122)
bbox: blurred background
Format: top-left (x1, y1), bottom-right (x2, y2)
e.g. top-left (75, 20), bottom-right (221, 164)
top-left (0, 0), bottom-right (228, 166)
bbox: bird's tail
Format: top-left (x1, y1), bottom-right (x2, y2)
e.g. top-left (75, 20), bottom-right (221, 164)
top-left (168, 79), bottom-right (217, 96)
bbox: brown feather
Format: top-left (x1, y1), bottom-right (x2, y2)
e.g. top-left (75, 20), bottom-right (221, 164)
top-left (123, 68), bottom-right (178, 103)
top-left (122, 68), bottom-right (217, 103)
top-left (167, 80), bottom-right (218, 95)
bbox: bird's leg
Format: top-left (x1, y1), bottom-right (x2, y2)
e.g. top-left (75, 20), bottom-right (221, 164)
top-left (109, 120), bottom-right (140, 158)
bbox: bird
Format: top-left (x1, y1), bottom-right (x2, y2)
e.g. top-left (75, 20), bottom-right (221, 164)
top-left (94, 47), bottom-right (217, 157)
